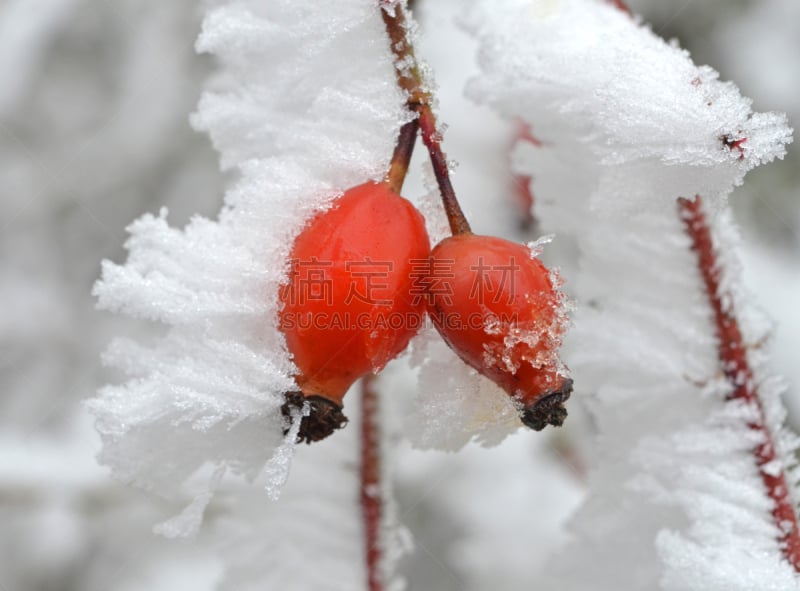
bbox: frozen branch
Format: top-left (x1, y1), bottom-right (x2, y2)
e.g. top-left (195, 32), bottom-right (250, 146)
top-left (380, 0), bottom-right (471, 235)
top-left (680, 195), bottom-right (800, 572)
top-left (360, 376), bottom-right (384, 591)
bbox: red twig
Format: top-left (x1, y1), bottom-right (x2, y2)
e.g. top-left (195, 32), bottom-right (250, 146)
top-left (679, 195), bottom-right (800, 571)
top-left (509, 120), bottom-right (542, 230)
top-left (360, 376), bottom-right (384, 591)
top-left (380, 0), bottom-right (472, 236)
top-left (606, 0), bottom-right (632, 16)
top-left (417, 107), bottom-right (471, 235)
top-left (722, 133), bottom-right (747, 160)
top-left (386, 118), bottom-right (420, 194)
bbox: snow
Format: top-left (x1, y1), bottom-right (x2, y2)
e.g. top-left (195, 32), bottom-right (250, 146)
top-left (1, 0), bottom-right (799, 588)
top-left (213, 395), bottom-right (370, 591)
top-left (466, 0), bottom-right (797, 588)
top-left (466, 0), bottom-right (791, 213)
top-left (401, 329), bottom-right (523, 450)
top-left (90, 0), bottom-right (408, 534)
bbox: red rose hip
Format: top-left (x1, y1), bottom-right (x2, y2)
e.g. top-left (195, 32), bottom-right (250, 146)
top-left (280, 181), bottom-right (431, 442)
top-left (426, 234), bottom-right (572, 430)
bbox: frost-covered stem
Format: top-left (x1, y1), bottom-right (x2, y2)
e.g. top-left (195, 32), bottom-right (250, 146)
top-left (360, 375), bottom-right (384, 591)
top-left (380, 0), bottom-right (472, 235)
top-left (417, 107), bottom-right (471, 235)
top-left (679, 195), bottom-right (800, 572)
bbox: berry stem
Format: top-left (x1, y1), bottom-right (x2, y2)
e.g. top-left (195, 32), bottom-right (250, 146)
top-left (418, 107), bottom-right (472, 235)
top-left (360, 375), bottom-right (384, 591)
top-left (380, 0), bottom-right (472, 235)
top-left (679, 195), bottom-right (800, 572)
top-left (386, 118), bottom-right (419, 194)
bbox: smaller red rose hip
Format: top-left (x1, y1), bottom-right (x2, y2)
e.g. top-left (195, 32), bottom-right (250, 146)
top-left (279, 181), bottom-right (431, 443)
top-left (426, 234), bottom-right (572, 430)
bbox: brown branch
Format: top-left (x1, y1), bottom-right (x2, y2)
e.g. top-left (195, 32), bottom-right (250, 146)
top-left (380, 0), bottom-right (472, 235)
top-left (679, 195), bottom-right (800, 572)
top-left (360, 375), bottom-right (384, 591)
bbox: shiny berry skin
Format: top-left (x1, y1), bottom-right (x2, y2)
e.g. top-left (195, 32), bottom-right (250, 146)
top-left (280, 181), bottom-right (431, 442)
top-left (426, 234), bottom-right (572, 430)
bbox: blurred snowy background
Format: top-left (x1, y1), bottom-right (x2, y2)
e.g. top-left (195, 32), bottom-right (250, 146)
top-left (0, 0), bottom-right (797, 589)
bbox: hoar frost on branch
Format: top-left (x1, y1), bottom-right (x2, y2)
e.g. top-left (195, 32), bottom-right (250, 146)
top-left (466, 0), bottom-right (795, 588)
top-left (91, 0), bottom-right (407, 529)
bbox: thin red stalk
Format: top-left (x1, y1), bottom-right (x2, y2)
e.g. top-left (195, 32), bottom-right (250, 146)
top-left (512, 173), bottom-right (536, 230)
top-left (679, 195), bottom-right (800, 571)
top-left (380, 0), bottom-right (472, 235)
top-left (417, 107), bottom-right (471, 235)
top-left (606, 0), bottom-right (632, 16)
top-left (360, 376), bottom-right (384, 591)
top-left (386, 118), bottom-right (420, 194)
top-left (509, 119), bottom-right (542, 230)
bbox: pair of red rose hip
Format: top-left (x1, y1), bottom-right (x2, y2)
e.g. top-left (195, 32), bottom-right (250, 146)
top-left (279, 181), bottom-right (572, 442)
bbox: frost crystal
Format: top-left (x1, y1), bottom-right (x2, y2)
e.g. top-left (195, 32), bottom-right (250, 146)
top-left (91, 0), bottom-right (407, 534)
top-left (527, 234), bottom-right (554, 258)
top-left (404, 330), bottom-right (523, 451)
top-left (466, 0), bottom-right (791, 214)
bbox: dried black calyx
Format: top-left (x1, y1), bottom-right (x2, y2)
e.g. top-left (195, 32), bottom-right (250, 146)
top-left (520, 379), bottom-right (573, 431)
top-left (281, 391), bottom-right (348, 444)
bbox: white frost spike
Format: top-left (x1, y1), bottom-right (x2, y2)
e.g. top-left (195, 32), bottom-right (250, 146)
top-left (260, 402), bottom-right (308, 501)
top-left (154, 465), bottom-right (226, 539)
top-left (90, 0), bottom-right (407, 536)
